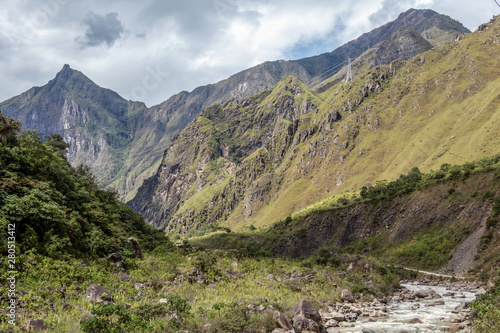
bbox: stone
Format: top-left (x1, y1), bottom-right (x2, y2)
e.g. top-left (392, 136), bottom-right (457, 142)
top-left (292, 315), bottom-right (320, 333)
top-left (345, 312), bottom-right (358, 321)
top-left (427, 300), bottom-right (445, 306)
top-left (290, 300), bottom-right (322, 324)
top-left (341, 289), bottom-right (355, 303)
top-left (362, 329), bottom-right (377, 333)
top-left (415, 290), bottom-right (428, 298)
top-left (329, 311), bottom-right (345, 322)
top-left (406, 318), bottom-right (422, 324)
top-left (339, 321), bottom-right (355, 327)
top-left (267, 274), bottom-right (275, 280)
top-left (476, 288), bottom-right (487, 295)
top-left (273, 310), bottom-right (294, 330)
top-left (106, 252), bottom-right (125, 262)
top-left (86, 284), bottom-right (113, 303)
top-left (318, 308), bottom-right (333, 321)
top-left (115, 271), bottom-right (134, 282)
top-left (325, 319), bottom-right (339, 327)
top-left (132, 283), bottom-right (145, 291)
top-left (22, 319), bottom-right (47, 331)
top-left (326, 328), bottom-right (341, 333)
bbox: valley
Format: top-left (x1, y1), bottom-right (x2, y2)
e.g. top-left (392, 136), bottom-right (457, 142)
top-left (0, 7), bottom-right (499, 333)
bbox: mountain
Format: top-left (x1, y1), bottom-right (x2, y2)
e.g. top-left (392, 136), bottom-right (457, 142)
top-left (0, 110), bottom-right (167, 258)
top-left (0, 64), bottom-right (146, 188)
top-left (130, 15), bottom-right (500, 233)
top-left (0, 9), bottom-right (469, 202)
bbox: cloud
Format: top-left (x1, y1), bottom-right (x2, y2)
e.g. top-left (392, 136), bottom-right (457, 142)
top-left (76, 12), bottom-right (124, 47)
top-left (0, 0), bottom-right (497, 107)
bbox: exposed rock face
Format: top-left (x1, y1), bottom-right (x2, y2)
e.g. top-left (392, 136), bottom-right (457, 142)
top-left (372, 27), bottom-right (433, 66)
top-left (129, 14), bottom-right (500, 240)
top-left (0, 9), bottom-right (469, 204)
top-left (270, 171), bottom-right (495, 259)
top-left (129, 77), bottom-right (323, 230)
top-left (0, 64), bottom-right (144, 189)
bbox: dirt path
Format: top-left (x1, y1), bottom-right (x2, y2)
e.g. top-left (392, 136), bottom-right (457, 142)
top-left (399, 266), bottom-right (467, 279)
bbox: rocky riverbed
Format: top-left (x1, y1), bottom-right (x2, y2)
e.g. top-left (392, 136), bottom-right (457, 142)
top-left (272, 279), bottom-right (486, 333)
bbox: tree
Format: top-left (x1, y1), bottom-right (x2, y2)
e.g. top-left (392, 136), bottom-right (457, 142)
top-left (44, 134), bottom-right (70, 156)
top-left (0, 110), bottom-right (21, 144)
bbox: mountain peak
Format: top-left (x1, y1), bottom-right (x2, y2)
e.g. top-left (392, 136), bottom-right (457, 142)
top-left (56, 64), bottom-right (74, 80)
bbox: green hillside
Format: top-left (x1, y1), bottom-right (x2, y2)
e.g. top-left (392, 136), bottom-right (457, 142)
top-left (133, 15), bottom-right (499, 235)
top-left (0, 112), bottom-right (167, 259)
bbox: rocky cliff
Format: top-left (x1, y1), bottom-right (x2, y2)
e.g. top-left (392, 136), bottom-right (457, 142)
top-left (0, 9), bottom-right (469, 202)
top-left (132, 15), bottom-right (500, 233)
top-left (0, 65), bottom-right (146, 186)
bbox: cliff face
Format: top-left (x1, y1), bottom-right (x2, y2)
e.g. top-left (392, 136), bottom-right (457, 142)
top-left (0, 65), bottom-right (145, 186)
top-left (270, 171), bottom-right (496, 258)
top-left (132, 15), bottom-right (500, 233)
top-left (129, 77), bottom-right (323, 230)
top-left (1, 9), bottom-right (469, 202)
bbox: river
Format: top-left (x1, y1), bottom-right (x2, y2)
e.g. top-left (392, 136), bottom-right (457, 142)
top-left (335, 281), bottom-right (479, 333)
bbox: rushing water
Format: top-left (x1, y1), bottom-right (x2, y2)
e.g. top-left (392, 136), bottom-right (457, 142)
top-left (338, 282), bottom-right (477, 333)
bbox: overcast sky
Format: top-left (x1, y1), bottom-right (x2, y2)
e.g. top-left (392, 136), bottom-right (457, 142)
top-left (1, 0), bottom-right (498, 107)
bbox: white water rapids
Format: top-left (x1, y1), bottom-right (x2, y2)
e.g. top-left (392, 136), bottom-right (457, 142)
top-left (338, 282), bottom-right (477, 333)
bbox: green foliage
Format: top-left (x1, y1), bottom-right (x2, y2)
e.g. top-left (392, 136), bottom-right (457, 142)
top-left (0, 129), bottom-right (171, 259)
top-left (80, 303), bottom-right (151, 333)
top-left (194, 251), bottom-right (218, 274)
top-left (470, 276), bottom-right (500, 332)
top-left (0, 111), bottom-right (21, 145)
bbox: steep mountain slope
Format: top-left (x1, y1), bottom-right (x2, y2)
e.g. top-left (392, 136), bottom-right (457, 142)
top-left (0, 65), bottom-right (146, 188)
top-left (1, 9), bottom-right (468, 202)
top-left (132, 15), bottom-right (500, 233)
top-left (129, 77), bottom-right (323, 229)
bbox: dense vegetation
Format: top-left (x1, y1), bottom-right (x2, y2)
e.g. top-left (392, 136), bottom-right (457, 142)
top-left (470, 276), bottom-right (500, 332)
top-left (0, 111), bottom-right (168, 259)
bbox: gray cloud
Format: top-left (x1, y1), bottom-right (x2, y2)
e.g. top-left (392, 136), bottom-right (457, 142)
top-left (0, 0), bottom-right (496, 107)
top-left (77, 12), bottom-right (124, 47)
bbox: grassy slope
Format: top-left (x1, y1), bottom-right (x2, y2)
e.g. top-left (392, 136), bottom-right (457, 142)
top-left (222, 19), bottom-right (500, 231)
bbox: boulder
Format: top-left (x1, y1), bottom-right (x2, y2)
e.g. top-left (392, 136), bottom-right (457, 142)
top-left (290, 300), bottom-right (322, 324)
top-left (106, 252), bottom-right (125, 262)
top-left (329, 311), bottom-right (345, 322)
top-left (427, 300), bottom-right (445, 306)
top-left (22, 319), bottom-right (47, 331)
top-left (86, 284), bottom-right (113, 303)
top-left (292, 315), bottom-right (320, 333)
top-left (341, 289), bottom-right (355, 303)
top-left (476, 288), bottom-right (487, 296)
top-left (273, 311), bottom-right (294, 330)
top-left (406, 318), bottom-right (422, 324)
